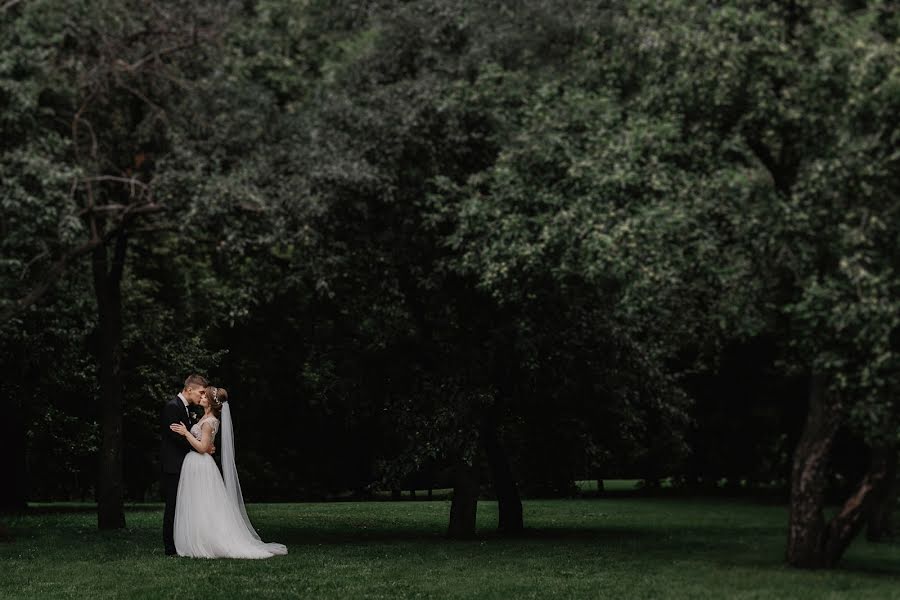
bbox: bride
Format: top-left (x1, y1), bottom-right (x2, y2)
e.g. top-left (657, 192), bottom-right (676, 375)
top-left (169, 386), bottom-right (287, 559)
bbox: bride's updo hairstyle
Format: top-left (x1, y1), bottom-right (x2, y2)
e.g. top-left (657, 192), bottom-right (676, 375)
top-left (205, 386), bottom-right (228, 418)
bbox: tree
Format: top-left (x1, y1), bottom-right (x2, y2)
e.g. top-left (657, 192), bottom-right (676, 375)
top-left (597, 0), bottom-right (900, 567)
top-left (1, 0), bottom-right (234, 527)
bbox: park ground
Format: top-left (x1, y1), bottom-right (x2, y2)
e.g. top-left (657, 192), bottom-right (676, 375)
top-left (2, 492), bottom-right (900, 599)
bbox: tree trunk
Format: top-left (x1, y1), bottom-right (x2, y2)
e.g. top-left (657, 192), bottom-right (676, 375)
top-left (786, 374), bottom-right (893, 568)
top-left (867, 447), bottom-right (898, 542)
top-left (447, 461), bottom-right (478, 539)
top-left (786, 373), bottom-right (841, 568)
top-left (93, 233), bottom-right (127, 530)
top-left (0, 388), bottom-right (27, 513)
top-left (482, 411), bottom-right (523, 533)
top-left (819, 452), bottom-right (892, 566)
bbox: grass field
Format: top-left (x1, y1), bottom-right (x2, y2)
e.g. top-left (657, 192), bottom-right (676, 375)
top-left (2, 496), bottom-right (899, 599)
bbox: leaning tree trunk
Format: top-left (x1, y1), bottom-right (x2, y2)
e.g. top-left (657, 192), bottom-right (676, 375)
top-left (786, 373), bottom-right (841, 567)
top-left (867, 446), bottom-right (898, 542)
top-left (787, 374), bottom-right (894, 568)
top-left (820, 451), bottom-right (893, 566)
top-left (93, 232), bottom-right (127, 530)
top-left (482, 410), bottom-right (523, 534)
top-left (447, 461), bottom-right (478, 539)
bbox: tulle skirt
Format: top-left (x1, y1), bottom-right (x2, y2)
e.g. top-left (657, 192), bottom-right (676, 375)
top-left (174, 452), bottom-right (287, 559)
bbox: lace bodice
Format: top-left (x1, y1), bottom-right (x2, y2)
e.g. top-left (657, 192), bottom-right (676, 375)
top-left (190, 416), bottom-right (219, 440)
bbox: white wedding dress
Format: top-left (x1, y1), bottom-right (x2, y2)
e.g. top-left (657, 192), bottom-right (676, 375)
top-left (174, 404), bottom-right (287, 559)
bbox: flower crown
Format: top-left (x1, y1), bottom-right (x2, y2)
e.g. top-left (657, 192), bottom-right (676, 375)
top-left (211, 387), bottom-right (225, 406)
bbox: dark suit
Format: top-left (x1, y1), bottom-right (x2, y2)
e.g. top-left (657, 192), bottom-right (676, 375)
top-left (160, 395), bottom-right (193, 555)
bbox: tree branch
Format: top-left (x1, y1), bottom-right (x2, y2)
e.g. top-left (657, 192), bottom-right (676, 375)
top-left (745, 133), bottom-right (795, 197)
top-left (1, 197), bottom-right (162, 324)
top-left (114, 39), bottom-right (199, 72)
top-left (72, 93), bottom-right (99, 164)
top-left (19, 244), bottom-right (50, 280)
top-left (745, 135), bottom-right (778, 180)
top-left (1, 237), bottom-right (105, 324)
top-left (1, 0), bottom-right (23, 12)
top-left (83, 175), bottom-right (149, 189)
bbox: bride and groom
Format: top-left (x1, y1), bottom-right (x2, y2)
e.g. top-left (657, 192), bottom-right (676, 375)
top-left (160, 374), bottom-right (287, 559)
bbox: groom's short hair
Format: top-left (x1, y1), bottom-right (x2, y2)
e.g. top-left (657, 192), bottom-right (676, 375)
top-left (184, 374), bottom-right (208, 389)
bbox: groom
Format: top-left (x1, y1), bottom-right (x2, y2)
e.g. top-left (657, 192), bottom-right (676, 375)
top-left (160, 374), bottom-right (208, 556)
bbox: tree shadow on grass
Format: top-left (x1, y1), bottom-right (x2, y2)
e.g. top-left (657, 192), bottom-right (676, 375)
top-left (263, 523), bottom-right (900, 578)
top-left (24, 504), bottom-right (163, 515)
top-left (837, 558), bottom-right (900, 578)
top-left (268, 522), bottom-right (770, 549)
top-left (11, 505), bottom-right (900, 579)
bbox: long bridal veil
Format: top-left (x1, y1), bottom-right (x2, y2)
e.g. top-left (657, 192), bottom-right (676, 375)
top-left (220, 402), bottom-right (260, 540)
top-left (221, 402), bottom-right (287, 554)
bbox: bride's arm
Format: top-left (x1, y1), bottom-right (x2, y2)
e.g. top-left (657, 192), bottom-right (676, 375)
top-left (169, 422), bottom-right (214, 454)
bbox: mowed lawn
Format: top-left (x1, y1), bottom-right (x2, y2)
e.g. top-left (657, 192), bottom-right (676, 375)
top-left (2, 497), bottom-right (900, 599)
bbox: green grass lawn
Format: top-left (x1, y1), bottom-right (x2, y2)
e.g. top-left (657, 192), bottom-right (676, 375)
top-left (2, 498), bottom-right (899, 599)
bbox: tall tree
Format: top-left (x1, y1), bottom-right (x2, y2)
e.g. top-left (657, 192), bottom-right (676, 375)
top-left (601, 0), bottom-right (900, 567)
top-left (1, 0), bottom-right (234, 527)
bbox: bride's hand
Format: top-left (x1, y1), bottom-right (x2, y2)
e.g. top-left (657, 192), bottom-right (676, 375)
top-left (170, 423), bottom-right (188, 436)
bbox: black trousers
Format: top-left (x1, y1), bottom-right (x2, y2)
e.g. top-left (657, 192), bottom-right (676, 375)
top-left (162, 472), bottom-right (180, 554)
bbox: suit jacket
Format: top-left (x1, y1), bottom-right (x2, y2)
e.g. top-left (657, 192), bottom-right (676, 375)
top-left (160, 396), bottom-right (193, 474)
